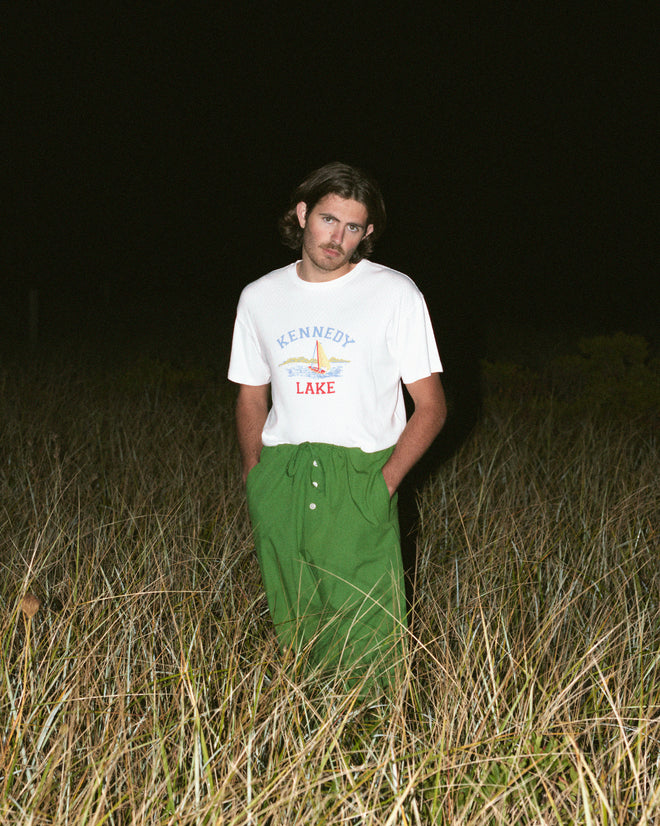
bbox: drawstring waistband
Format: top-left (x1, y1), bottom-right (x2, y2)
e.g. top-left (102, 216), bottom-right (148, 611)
top-left (286, 442), bottom-right (326, 490)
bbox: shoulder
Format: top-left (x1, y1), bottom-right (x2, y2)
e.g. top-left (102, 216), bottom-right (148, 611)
top-left (358, 259), bottom-right (424, 298)
top-left (238, 263), bottom-right (296, 303)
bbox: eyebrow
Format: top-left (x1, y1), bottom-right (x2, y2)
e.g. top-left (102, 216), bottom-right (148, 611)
top-left (319, 212), bottom-right (366, 229)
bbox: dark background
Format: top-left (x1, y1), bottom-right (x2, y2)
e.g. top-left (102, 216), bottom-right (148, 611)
top-left (4, 6), bottom-right (658, 364)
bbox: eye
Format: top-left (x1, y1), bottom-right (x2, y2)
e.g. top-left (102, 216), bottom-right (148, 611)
top-left (347, 224), bottom-right (360, 233)
top-left (322, 216), bottom-right (335, 224)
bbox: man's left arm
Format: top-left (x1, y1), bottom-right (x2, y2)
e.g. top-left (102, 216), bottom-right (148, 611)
top-left (381, 373), bottom-right (447, 497)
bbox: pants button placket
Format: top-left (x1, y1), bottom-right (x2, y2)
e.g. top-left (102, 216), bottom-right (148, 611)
top-left (309, 458), bottom-right (319, 510)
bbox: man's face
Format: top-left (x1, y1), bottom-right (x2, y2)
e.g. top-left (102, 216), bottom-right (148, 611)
top-left (296, 193), bottom-right (373, 279)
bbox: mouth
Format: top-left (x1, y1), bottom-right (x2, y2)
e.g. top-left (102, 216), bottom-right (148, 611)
top-left (321, 245), bottom-right (343, 257)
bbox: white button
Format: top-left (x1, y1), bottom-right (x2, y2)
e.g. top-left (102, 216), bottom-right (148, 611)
top-left (312, 481), bottom-right (319, 487)
top-left (309, 503), bottom-right (316, 510)
top-left (312, 460), bottom-right (319, 467)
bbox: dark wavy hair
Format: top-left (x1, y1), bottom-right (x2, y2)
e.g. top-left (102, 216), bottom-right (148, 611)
top-left (279, 162), bottom-right (386, 263)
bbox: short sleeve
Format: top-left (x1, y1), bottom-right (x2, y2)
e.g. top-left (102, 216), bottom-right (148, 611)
top-left (227, 293), bottom-right (271, 385)
top-left (396, 288), bottom-right (442, 385)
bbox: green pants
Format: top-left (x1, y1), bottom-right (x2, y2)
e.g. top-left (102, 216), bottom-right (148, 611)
top-left (246, 442), bottom-right (407, 687)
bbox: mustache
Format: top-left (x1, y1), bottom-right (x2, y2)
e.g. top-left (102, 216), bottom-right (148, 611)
top-left (321, 243), bottom-right (344, 254)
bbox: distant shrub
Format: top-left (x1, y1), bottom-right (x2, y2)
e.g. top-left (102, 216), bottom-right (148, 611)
top-left (480, 360), bottom-right (542, 400)
top-left (549, 332), bottom-right (660, 419)
top-left (481, 333), bottom-right (659, 421)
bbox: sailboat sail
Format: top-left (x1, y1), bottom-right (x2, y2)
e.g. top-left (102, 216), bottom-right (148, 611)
top-left (308, 340), bottom-right (330, 374)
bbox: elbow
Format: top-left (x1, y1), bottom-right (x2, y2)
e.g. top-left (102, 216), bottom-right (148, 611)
top-left (417, 399), bottom-right (446, 443)
top-left (439, 392), bottom-right (448, 428)
top-left (433, 402), bottom-right (447, 439)
top-left (433, 386), bottom-right (448, 436)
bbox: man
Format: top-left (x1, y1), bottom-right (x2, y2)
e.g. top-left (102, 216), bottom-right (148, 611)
top-left (228, 162), bottom-right (446, 689)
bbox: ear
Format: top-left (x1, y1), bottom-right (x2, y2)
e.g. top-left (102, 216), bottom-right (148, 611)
top-left (296, 202), bottom-right (307, 228)
top-left (364, 223), bottom-right (374, 239)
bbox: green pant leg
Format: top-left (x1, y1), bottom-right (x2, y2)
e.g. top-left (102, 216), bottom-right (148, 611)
top-left (306, 444), bottom-right (407, 685)
top-left (246, 444), bottom-right (315, 653)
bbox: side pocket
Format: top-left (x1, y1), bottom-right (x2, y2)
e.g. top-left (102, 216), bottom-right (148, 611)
top-left (374, 468), bottom-right (393, 517)
top-left (360, 466), bottom-right (392, 525)
top-left (245, 460), bottom-right (265, 521)
top-left (345, 449), bottom-right (395, 526)
top-left (246, 460), bottom-right (262, 490)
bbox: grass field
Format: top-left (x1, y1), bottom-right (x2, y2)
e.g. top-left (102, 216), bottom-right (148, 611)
top-left (1, 345), bottom-right (658, 824)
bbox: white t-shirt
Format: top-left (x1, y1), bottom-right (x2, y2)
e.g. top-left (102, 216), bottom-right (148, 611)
top-left (228, 259), bottom-right (442, 452)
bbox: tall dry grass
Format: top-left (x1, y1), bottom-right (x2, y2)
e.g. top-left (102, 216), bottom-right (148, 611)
top-left (1, 354), bottom-right (658, 824)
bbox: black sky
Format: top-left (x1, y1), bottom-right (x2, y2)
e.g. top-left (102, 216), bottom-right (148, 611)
top-left (4, 6), bottom-right (658, 356)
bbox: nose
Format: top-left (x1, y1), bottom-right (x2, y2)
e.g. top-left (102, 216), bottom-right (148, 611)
top-left (330, 224), bottom-right (345, 244)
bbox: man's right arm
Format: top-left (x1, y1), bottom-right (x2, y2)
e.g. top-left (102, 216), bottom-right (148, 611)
top-left (236, 383), bottom-right (270, 483)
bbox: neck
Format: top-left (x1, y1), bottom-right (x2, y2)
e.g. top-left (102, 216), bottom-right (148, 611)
top-left (297, 255), bottom-right (356, 284)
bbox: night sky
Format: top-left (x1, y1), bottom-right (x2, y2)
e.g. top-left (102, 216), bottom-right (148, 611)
top-left (4, 6), bottom-right (658, 360)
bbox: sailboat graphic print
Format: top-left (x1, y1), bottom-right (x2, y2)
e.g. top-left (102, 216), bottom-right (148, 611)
top-left (308, 340), bottom-right (330, 374)
top-left (277, 330), bottom-right (351, 379)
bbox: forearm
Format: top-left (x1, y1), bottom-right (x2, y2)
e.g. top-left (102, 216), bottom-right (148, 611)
top-left (381, 375), bottom-right (446, 496)
top-left (381, 409), bottom-right (444, 495)
top-left (236, 388), bottom-right (269, 482)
